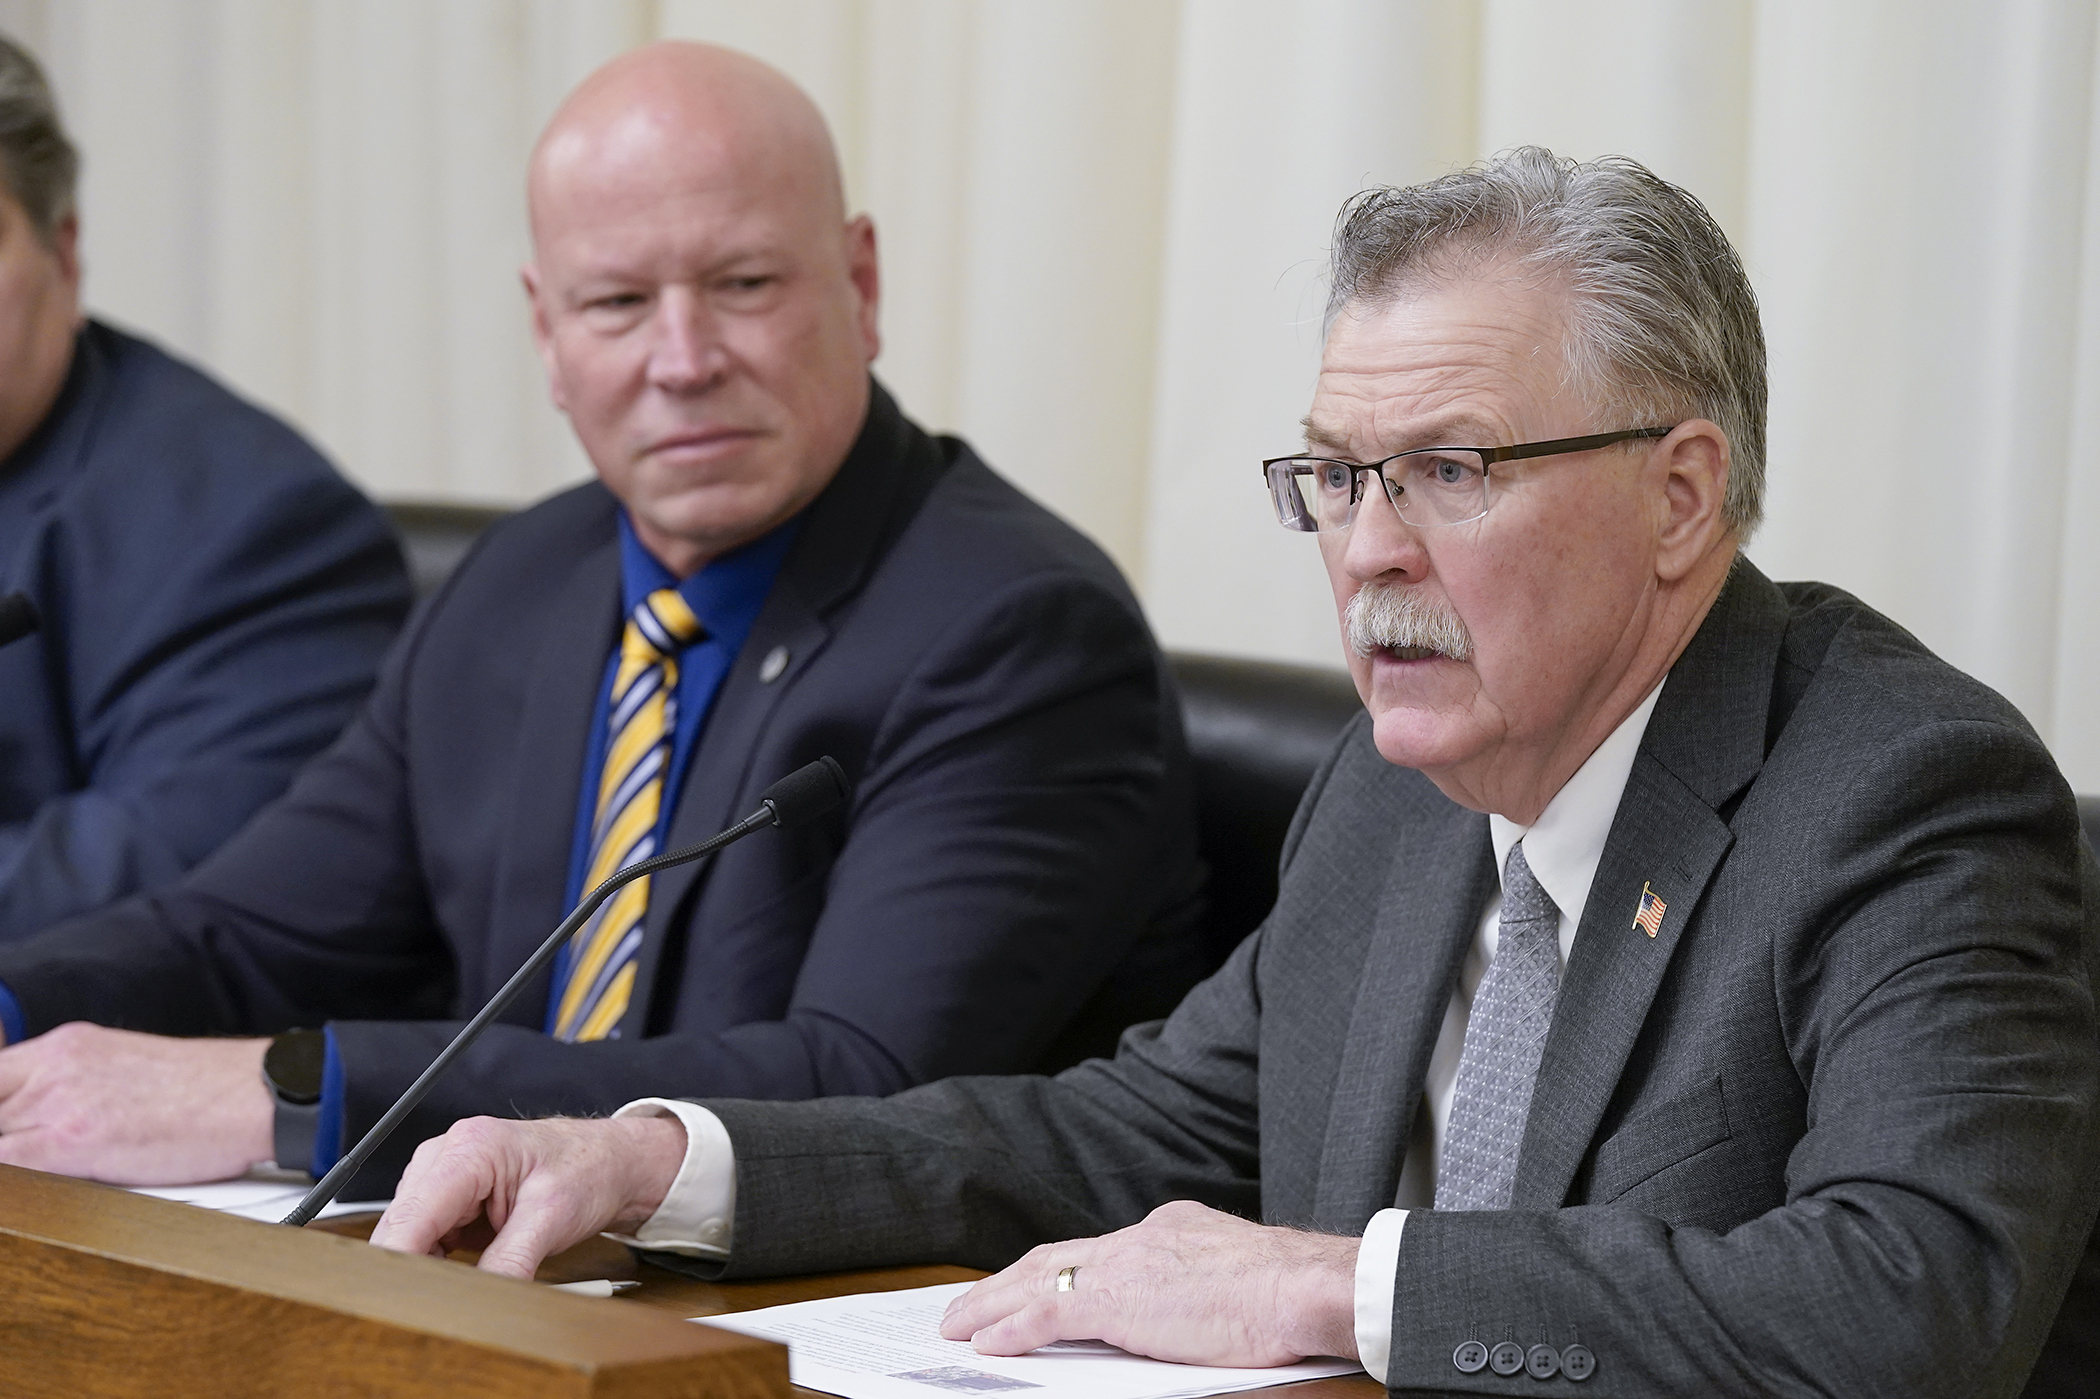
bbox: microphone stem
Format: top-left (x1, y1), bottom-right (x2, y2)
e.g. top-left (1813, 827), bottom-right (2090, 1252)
top-left (281, 806), bottom-right (775, 1228)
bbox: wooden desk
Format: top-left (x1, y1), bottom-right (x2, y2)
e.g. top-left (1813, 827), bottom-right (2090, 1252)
top-left (319, 1213), bottom-right (1383, 1398)
top-left (0, 1168), bottom-right (782, 1398)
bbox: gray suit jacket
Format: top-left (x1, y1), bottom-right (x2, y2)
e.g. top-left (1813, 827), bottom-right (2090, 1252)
top-left (692, 562), bottom-right (2100, 1397)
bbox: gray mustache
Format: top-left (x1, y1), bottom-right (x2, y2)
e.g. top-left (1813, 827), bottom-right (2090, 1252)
top-left (1345, 582), bottom-right (1474, 662)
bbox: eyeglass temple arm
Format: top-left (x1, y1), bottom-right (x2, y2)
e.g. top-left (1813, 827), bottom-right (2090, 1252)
top-left (1483, 426), bottom-right (1673, 467)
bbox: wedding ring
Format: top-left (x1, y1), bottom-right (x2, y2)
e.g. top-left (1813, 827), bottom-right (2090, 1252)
top-left (1054, 1265), bottom-right (1078, 1292)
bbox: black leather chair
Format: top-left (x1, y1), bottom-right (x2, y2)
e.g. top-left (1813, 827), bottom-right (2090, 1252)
top-left (1168, 653), bottom-right (1363, 968)
top-left (383, 501), bottom-right (511, 602)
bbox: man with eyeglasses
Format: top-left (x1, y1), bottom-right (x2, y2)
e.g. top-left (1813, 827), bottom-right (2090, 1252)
top-left (372, 148), bottom-right (2098, 1397)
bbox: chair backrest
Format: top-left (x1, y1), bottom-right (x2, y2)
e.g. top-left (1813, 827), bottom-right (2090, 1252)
top-left (1167, 652), bottom-right (1363, 969)
top-left (383, 501), bottom-right (512, 601)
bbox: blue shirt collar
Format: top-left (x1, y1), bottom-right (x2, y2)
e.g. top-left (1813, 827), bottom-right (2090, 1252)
top-left (615, 510), bottom-right (801, 653)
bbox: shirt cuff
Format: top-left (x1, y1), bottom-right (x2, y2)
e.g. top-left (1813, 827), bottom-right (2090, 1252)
top-left (601, 1097), bottom-right (735, 1257)
top-left (310, 1028), bottom-right (347, 1174)
top-left (0, 980), bottom-right (24, 1046)
top-left (1354, 1207), bottom-right (1407, 1386)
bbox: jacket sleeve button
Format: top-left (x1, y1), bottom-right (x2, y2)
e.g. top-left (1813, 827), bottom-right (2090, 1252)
top-left (1489, 1340), bottom-right (1526, 1376)
top-left (1561, 1344), bottom-right (1597, 1382)
top-left (1525, 1344), bottom-right (1560, 1379)
top-left (1452, 1340), bottom-right (1489, 1373)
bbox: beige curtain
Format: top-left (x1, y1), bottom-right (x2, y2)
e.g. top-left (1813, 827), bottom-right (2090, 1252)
top-left (4, 0), bottom-right (2096, 787)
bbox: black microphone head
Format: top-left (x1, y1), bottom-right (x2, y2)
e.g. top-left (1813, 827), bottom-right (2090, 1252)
top-left (760, 756), bottom-right (849, 829)
top-left (0, 592), bottom-right (40, 650)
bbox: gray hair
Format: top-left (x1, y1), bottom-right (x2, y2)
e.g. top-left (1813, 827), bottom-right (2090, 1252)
top-left (1327, 147), bottom-right (1767, 537)
top-left (0, 33), bottom-right (77, 241)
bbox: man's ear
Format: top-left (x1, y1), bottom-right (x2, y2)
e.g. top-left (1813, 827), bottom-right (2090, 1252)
top-left (50, 213), bottom-right (80, 295)
top-left (844, 214), bottom-right (880, 363)
top-left (520, 262), bottom-right (567, 413)
top-left (1653, 419), bottom-right (1731, 581)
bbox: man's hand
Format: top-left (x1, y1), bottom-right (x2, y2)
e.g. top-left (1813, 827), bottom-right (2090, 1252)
top-left (939, 1200), bottom-right (1359, 1367)
top-left (369, 1115), bottom-right (687, 1279)
top-left (0, 1022), bottom-right (274, 1184)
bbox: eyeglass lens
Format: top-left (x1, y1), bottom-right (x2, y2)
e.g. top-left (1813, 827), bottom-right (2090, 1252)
top-left (1266, 451), bottom-right (1489, 532)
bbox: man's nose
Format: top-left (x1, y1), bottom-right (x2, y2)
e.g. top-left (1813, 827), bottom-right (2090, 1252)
top-left (647, 289), bottom-right (729, 392)
top-left (1336, 480), bottom-right (1429, 581)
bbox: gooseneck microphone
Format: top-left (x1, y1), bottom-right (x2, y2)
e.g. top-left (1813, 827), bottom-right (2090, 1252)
top-left (281, 755), bottom-right (850, 1227)
top-left (0, 593), bottom-right (40, 650)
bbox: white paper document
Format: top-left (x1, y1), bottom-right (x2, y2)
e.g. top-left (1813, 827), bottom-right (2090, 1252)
top-left (128, 1173), bottom-right (391, 1224)
top-left (698, 1281), bottom-right (1362, 1399)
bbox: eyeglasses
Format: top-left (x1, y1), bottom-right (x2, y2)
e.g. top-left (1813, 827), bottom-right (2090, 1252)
top-left (1262, 427), bottom-right (1676, 532)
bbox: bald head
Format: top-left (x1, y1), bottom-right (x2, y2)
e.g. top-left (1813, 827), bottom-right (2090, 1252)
top-left (530, 42), bottom-right (845, 248)
top-left (521, 41), bottom-right (879, 577)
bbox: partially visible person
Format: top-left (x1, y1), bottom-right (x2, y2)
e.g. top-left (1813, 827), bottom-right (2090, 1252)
top-left (0, 34), bottom-right (410, 949)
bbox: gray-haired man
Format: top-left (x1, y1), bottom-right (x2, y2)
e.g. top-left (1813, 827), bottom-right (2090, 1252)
top-left (373, 149), bottom-right (2099, 1398)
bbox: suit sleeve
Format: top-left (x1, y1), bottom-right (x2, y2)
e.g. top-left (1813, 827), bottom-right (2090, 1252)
top-left (0, 591), bottom-right (456, 1039)
top-left (636, 723), bottom-right (1368, 1283)
top-left (323, 570), bottom-right (1209, 1191)
top-left (1384, 720), bottom-right (2100, 1398)
top-left (683, 932), bottom-right (1272, 1281)
top-left (0, 457), bottom-right (410, 941)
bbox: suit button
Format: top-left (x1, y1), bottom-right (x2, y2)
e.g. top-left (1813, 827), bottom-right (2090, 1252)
top-left (1525, 1344), bottom-right (1559, 1379)
top-left (1452, 1340), bottom-right (1488, 1373)
top-left (1561, 1344), bottom-right (1596, 1382)
top-left (1489, 1340), bottom-right (1525, 1376)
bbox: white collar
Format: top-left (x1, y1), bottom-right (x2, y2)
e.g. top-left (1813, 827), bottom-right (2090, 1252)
top-left (1488, 679), bottom-right (1666, 934)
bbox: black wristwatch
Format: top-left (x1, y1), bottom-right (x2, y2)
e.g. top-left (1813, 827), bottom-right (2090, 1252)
top-left (262, 1029), bottom-right (326, 1173)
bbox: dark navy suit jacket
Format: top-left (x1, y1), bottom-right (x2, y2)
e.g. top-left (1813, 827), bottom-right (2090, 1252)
top-left (0, 384), bottom-right (1207, 1192)
top-left (0, 320), bottom-right (409, 943)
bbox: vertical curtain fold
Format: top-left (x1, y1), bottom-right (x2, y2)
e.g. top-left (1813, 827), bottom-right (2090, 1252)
top-left (2, 0), bottom-right (2093, 785)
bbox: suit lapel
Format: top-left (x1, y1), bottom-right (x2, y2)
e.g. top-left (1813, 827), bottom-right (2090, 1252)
top-left (1512, 752), bottom-right (1731, 1204)
top-left (621, 579), bottom-right (833, 1031)
top-left (620, 383), bottom-right (946, 1034)
top-left (1313, 802), bottom-right (1494, 1229)
top-left (482, 532), bottom-right (621, 1020)
top-left (1511, 561), bottom-right (1791, 1205)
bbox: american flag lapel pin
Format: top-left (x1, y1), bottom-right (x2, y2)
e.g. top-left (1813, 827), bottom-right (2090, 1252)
top-left (1632, 881), bottom-right (1667, 938)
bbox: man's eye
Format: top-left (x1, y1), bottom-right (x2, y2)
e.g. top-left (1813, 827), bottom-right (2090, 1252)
top-left (1319, 463), bottom-right (1354, 493)
top-left (1427, 455), bottom-right (1473, 485)
top-left (722, 275), bottom-right (775, 294)
top-left (586, 293), bottom-right (646, 312)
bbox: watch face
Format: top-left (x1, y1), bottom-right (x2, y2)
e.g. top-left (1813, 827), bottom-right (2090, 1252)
top-left (264, 1030), bottom-right (326, 1105)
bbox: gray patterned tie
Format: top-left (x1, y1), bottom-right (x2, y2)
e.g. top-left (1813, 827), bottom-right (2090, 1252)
top-left (1436, 840), bottom-right (1561, 1211)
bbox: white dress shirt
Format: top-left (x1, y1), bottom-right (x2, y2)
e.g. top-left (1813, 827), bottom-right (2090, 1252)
top-left (1353, 680), bottom-right (1662, 1381)
top-left (615, 681), bottom-right (1665, 1383)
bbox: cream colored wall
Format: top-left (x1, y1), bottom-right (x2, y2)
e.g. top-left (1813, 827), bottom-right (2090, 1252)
top-left (2, 0), bottom-right (2096, 787)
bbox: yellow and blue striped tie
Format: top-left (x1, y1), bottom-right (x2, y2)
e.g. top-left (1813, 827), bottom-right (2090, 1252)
top-left (553, 588), bottom-right (705, 1042)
